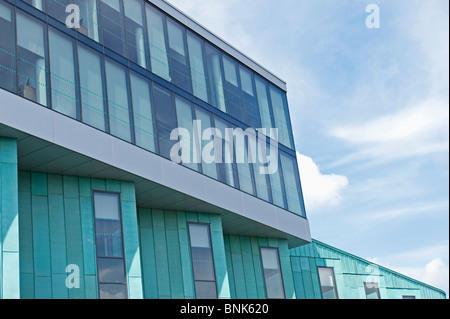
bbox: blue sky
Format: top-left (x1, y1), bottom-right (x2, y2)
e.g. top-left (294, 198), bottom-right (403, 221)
top-left (165, 0), bottom-right (449, 295)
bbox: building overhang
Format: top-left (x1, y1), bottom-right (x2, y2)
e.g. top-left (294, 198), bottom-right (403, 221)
top-left (0, 89), bottom-right (311, 248)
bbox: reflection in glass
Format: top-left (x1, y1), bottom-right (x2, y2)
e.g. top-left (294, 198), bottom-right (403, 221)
top-left (0, 2), bottom-right (16, 93)
top-left (260, 247), bottom-right (285, 299)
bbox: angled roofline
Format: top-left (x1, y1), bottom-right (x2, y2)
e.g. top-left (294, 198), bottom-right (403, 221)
top-left (147, 0), bottom-right (288, 91)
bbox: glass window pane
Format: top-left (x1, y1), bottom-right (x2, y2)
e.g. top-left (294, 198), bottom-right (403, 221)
top-left (0, 2), bottom-right (16, 93)
top-left (223, 56), bottom-right (244, 120)
top-left (130, 72), bottom-right (156, 152)
top-left (194, 282), bottom-right (217, 300)
top-left (187, 32), bottom-right (208, 102)
top-left (105, 60), bottom-right (132, 142)
top-left (167, 19), bottom-right (191, 93)
top-left (189, 224), bottom-right (211, 248)
top-left (195, 107), bottom-right (218, 180)
top-left (16, 12), bottom-right (48, 106)
top-left (280, 153), bottom-right (304, 216)
top-left (124, 0), bottom-right (148, 69)
top-left (364, 282), bottom-right (381, 299)
top-left (269, 162), bottom-right (285, 208)
top-left (214, 118), bottom-right (236, 187)
top-left (78, 45), bottom-right (106, 131)
top-left (48, 28), bottom-right (78, 119)
top-left (97, 258), bottom-right (125, 283)
top-left (240, 66), bottom-right (260, 128)
top-left (175, 96), bottom-right (198, 171)
top-left (47, 0), bottom-right (72, 24)
top-left (75, 0), bottom-right (100, 41)
top-left (318, 267), bottom-right (338, 299)
top-left (94, 192), bottom-right (121, 220)
top-left (270, 86), bottom-right (293, 148)
top-left (21, 0), bottom-right (45, 11)
top-left (100, 0), bottom-right (126, 55)
top-left (153, 84), bottom-right (177, 159)
top-left (234, 129), bottom-right (255, 195)
top-left (260, 248), bottom-right (285, 299)
top-left (95, 219), bottom-right (123, 257)
top-left (205, 44), bottom-right (226, 112)
top-left (99, 284), bottom-right (127, 299)
top-left (255, 76), bottom-right (275, 139)
top-left (146, 5), bottom-right (171, 81)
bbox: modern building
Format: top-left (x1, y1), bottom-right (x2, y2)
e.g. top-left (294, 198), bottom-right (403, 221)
top-left (0, 0), bottom-right (445, 299)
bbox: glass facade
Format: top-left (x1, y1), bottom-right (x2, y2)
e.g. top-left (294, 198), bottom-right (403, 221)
top-left (1, 0), bottom-right (306, 218)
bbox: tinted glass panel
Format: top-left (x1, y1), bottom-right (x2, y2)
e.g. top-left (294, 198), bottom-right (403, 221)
top-left (214, 117), bottom-right (236, 187)
top-left (105, 60), bottom-right (132, 142)
top-left (75, 0), bottom-right (100, 41)
top-left (153, 84), bottom-right (177, 159)
top-left (270, 86), bottom-right (293, 148)
top-left (175, 96), bottom-right (198, 171)
top-left (255, 76), bottom-right (275, 139)
top-left (280, 153), bottom-right (304, 216)
top-left (260, 247), bottom-right (285, 299)
top-left (130, 72), bottom-right (156, 152)
top-left (194, 281), bottom-right (218, 300)
top-left (49, 28), bottom-right (78, 119)
top-left (124, 0), bottom-right (148, 69)
top-left (364, 282), bottom-right (381, 299)
top-left (78, 45), bottom-right (106, 131)
top-left (0, 2), bottom-right (16, 93)
top-left (195, 107), bottom-right (218, 179)
top-left (240, 66), bottom-right (260, 128)
top-left (167, 19), bottom-right (191, 93)
top-left (100, 0), bottom-right (126, 55)
top-left (99, 284), bottom-right (127, 299)
top-left (16, 12), bottom-right (48, 106)
top-left (47, 0), bottom-right (71, 24)
top-left (223, 56), bottom-right (244, 120)
top-left (318, 267), bottom-right (338, 299)
top-left (97, 258), bottom-right (125, 283)
top-left (205, 44), bottom-right (226, 112)
top-left (187, 32), bottom-right (208, 102)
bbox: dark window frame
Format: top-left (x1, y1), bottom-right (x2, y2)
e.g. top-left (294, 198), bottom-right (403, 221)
top-left (259, 246), bottom-right (286, 299)
top-left (364, 281), bottom-right (381, 299)
top-left (317, 266), bottom-right (339, 299)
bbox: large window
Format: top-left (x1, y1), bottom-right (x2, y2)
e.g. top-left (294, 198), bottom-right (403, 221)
top-left (239, 65), bottom-right (260, 128)
top-left (0, 1), bottom-right (16, 93)
top-left (269, 86), bottom-right (293, 148)
top-left (167, 19), bottom-right (191, 93)
top-left (146, 4), bottom-right (171, 81)
top-left (188, 223), bottom-right (218, 299)
top-left (105, 59), bottom-right (133, 142)
top-left (195, 107), bottom-right (218, 180)
top-left (48, 27), bottom-right (78, 119)
top-left (260, 247), bottom-right (285, 299)
top-left (364, 282), bottom-right (381, 299)
top-left (255, 76), bottom-right (275, 139)
top-left (223, 55), bottom-right (244, 120)
top-left (205, 44), bottom-right (226, 112)
top-left (75, 0), bottom-right (100, 41)
top-left (280, 153), bottom-right (304, 216)
top-left (78, 44), bottom-right (107, 131)
top-left (100, 0), bottom-right (126, 56)
top-left (318, 267), bottom-right (339, 299)
top-left (187, 32), bottom-right (208, 103)
top-left (93, 192), bottom-right (127, 299)
top-left (16, 11), bottom-right (48, 106)
top-left (129, 71), bottom-right (156, 152)
top-left (175, 96), bottom-right (198, 171)
top-left (153, 84), bottom-right (177, 159)
top-left (47, 0), bottom-right (72, 24)
top-left (124, 0), bottom-right (148, 69)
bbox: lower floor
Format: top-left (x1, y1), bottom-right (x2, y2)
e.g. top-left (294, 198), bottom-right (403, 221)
top-left (0, 138), bottom-right (446, 299)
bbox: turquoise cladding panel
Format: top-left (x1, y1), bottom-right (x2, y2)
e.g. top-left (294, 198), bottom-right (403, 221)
top-left (223, 235), bottom-right (296, 299)
top-left (137, 209), bottom-right (231, 299)
top-left (289, 240), bottom-right (446, 299)
top-left (0, 137), bottom-right (20, 299)
top-left (17, 172), bottom-right (143, 299)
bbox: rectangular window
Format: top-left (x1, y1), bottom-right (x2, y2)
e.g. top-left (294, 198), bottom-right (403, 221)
top-left (255, 76), bottom-right (275, 140)
top-left (129, 71), bottom-right (156, 152)
top-left (222, 55), bottom-right (244, 120)
top-left (195, 107), bottom-right (218, 180)
top-left (205, 44), bottom-right (226, 112)
top-left (234, 128), bottom-right (256, 196)
top-left (0, 2), bottom-right (16, 93)
top-left (153, 84), bottom-right (177, 159)
top-left (187, 32), bottom-right (208, 103)
top-left (269, 159), bottom-right (286, 209)
top-left (402, 295), bottom-right (416, 299)
top-left (146, 4), bottom-right (171, 81)
top-left (175, 96), bottom-right (198, 171)
top-left (78, 44), bottom-right (107, 131)
top-left (280, 152), bottom-right (305, 216)
top-left (260, 247), bottom-right (285, 299)
top-left (214, 117), bottom-right (237, 188)
top-left (239, 65), bottom-right (260, 128)
top-left (318, 267), bottom-right (339, 299)
top-left (22, 0), bottom-right (45, 11)
top-left (105, 59), bottom-right (132, 142)
top-left (100, 0), bottom-right (126, 55)
top-left (75, 0), bottom-right (100, 41)
top-left (269, 86), bottom-right (293, 149)
top-left (48, 27), bottom-right (78, 119)
top-left (93, 192), bottom-right (127, 299)
top-left (167, 19), bottom-right (191, 93)
top-left (16, 12), bottom-right (48, 106)
top-left (188, 223), bottom-right (218, 299)
top-left (124, 0), bottom-right (148, 69)
top-left (47, 0), bottom-right (72, 24)
top-left (364, 282), bottom-right (381, 299)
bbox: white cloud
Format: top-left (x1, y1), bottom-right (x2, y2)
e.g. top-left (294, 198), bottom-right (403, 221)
top-left (297, 153), bottom-right (349, 213)
top-left (330, 98), bottom-right (449, 167)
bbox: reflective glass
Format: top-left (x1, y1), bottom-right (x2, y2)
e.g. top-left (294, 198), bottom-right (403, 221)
top-left (240, 66), bottom-right (260, 128)
top-left (223, 55), bottom-right (244, 120)
top-left (75, 0), bottom-right (100, 41)
top-left (234, 128), bottom-right (256, 195)
top-left (21, 0), bottom-right (45, 11)
top-left (105, 59), bottom-right (132, 142)
top-left (195, 107), bottom-right (218, 180)
top-left (97, 258), bottom-right (125, 283)
top-left (99, 284), bottom-right (127, 299)
top-left (47, 0), bottom-right (71, 24)
top-left (214, 117), bottom-right (236, 187)
top-left (187, 32), bottom-right (208, 102)
top-left (78, 45), bottom-right (106, 131)
top-left (100, 0), bottom-right (126, 55)
top-left (280, 153), bottom-right (304, 216)
top-left (124, 0), bottom-right (148, 69)
top-left (130, 72), bottom-right (156, 152)
top-left (260, 248), bottom-right (285, 299)
top-left (48, 28), bottom-right (78, 119)
top-left (167, 19), bottom-right (191, 93)
top-left (255, 76), bottom-right (275, 139)
top-left (146, 5), bottom-right (171, 81)
top-left (153, 84), bottom-right (177, 159)
top-left (364, 282), bottom-right (381, 299)
top-left (269, 160), bottom-right (286, 209)
top-left (194, 282), bottom-right (217, 300)
top-left (318, 267), bottom-right (338, 299)
top-left (16, 12), bottom-right (48, 106)
top-left (270, 86), bottom-right (293, 148)
top-left (0, 2), bottom-right (16, 93)
top-left (175, 96), bottom-right (198, 171)
top-left (205, 44), bottom-right (226, 112)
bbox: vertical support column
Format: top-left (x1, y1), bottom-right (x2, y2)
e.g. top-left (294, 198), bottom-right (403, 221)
top-left (0, 137), bottom-right (20, 299)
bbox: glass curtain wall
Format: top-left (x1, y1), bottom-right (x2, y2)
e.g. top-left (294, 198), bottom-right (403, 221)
top-left (75, 0), bottom-right (100, 41)
top-left (100, 0), bottom-right (126, 56)
top-left (205, 44), bottom-right (226, 112)
top-left (186, 32), bottom-right (208, 103)
top-left (0, 2), bottom-right (16, 93)
top-left (124, 0), bottom-right (148, 69)
top-left (167, 19), bottom-right (191, 93)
